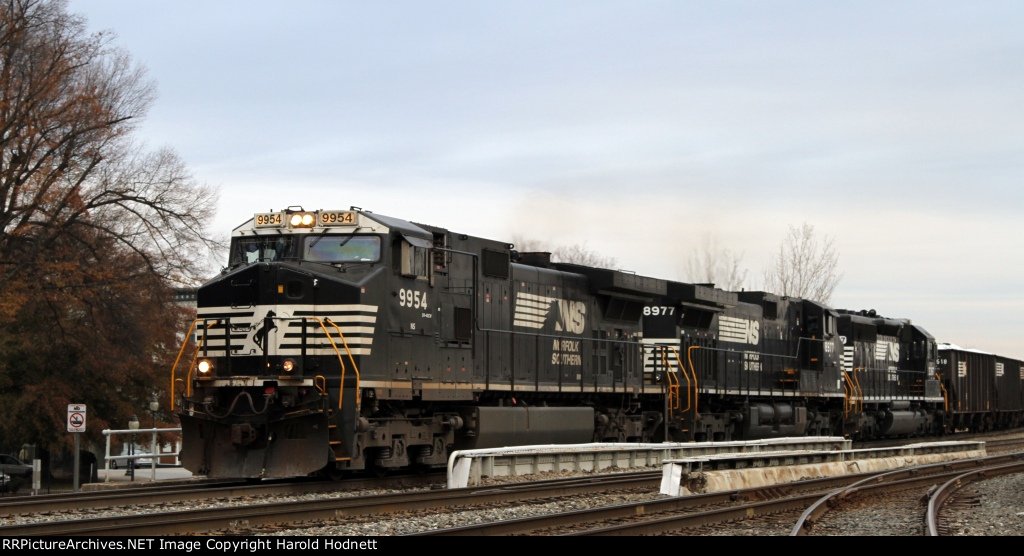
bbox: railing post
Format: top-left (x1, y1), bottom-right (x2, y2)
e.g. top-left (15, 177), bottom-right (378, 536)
top-left (103, 429), bottom-right (111, 482)
top-left (150, 428), bottom-right (158, 482)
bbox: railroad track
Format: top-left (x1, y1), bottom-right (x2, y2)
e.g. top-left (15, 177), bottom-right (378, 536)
top-left (982, 437), bottom-right (1024, 453)
top-left (0, 471), bottom-right (661, 536)
top-left (792, 452), bottom-right (1024, 536)
top-left (0, 474), bottom-right (442, 517)
top-left (926, 459), bottom-right (1024, 536)
top-left (6, 433), bottom-right (1021, 536)
top-left (416, 453), bottom-right (1024, 536)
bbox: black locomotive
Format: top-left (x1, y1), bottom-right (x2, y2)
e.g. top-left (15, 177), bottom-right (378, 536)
top-left (171, 207), bottom-right (1024, 478)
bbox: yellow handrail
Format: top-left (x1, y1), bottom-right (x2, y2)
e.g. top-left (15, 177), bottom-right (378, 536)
top-left (668, 347), bottom-right (692, 414)
top-left (934, 372), bottom-right (950, 413)
top-left (311, 317), bottom-right (349, 410)
top-left (660, 348), bottom-right (682, 416)
top-left (169, 318), bottom-right (199, 411)
top-left (841, 371), bottom-right (853, 419)
top-left (852, 368), bottom-right (864, 414)
top-left (686, 346), bottom-right (701, 416)
top-left (323, 317), bottom-right (362, 412)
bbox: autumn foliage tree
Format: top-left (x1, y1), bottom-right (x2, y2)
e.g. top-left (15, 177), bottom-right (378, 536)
top-left (0, 0), bottom-right (217, 455)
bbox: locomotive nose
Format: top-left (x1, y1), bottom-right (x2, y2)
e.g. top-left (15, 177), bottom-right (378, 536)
top-left (194, 262), bottom-right (367, 378)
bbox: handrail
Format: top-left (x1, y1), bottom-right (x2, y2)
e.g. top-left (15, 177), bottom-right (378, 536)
top-left (686, 346), bottom-right (701, 416)
top-left (852, 367), bottom-right (864, 414)
top-left (668, 347), bottom-right (692, 414)
top-left (658, 349), bottom-right (679, 416)
top-left (168, 319), bottom-right (198, 411)
top-left (323, 317), bottom-right (362, 412)
top-left (310, 317), bottom-right (350, 410)
top-left (841, 371), bottom-right (852, 419)
top-left (934, 371), bottom-right (950, 413)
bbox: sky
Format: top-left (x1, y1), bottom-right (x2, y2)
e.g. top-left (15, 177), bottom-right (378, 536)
top-left (68, 1), bottom-right (1024, 358)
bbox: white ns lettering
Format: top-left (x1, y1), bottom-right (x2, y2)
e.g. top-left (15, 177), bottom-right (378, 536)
top-left (554, 300), bottom-right (586, 334)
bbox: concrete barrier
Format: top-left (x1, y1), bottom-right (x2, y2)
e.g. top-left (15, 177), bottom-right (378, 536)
top-left (659, 440), bottom-right (987, 496)
top-left (446, 437), bottom-right (850, 488)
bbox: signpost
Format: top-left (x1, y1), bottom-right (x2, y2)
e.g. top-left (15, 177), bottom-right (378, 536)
top-left (67, 404), bottom-right (86, 491)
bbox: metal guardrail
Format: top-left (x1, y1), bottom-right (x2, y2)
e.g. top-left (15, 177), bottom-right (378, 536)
top-left (446, 436), bottom-right (851, 488)
top-left (102, 427), bottom-right (183, 482)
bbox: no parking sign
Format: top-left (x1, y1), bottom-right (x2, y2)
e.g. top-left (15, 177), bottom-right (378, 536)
top-left (67, 404), bottom-right (87, 433)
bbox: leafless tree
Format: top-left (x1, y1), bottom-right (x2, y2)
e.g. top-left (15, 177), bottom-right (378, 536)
top-left (552, 243), bottom-right (617, 268)
top-left (0, 0), bottom-right (219, 293)
top-left (510, 235), bottom-right (617, 268)
top-left (510, 235), bottom-right (547, 253)
top-left (683, 234), bottom-right (748, 290)
top-left (763, 222), bottom-right (841, 304)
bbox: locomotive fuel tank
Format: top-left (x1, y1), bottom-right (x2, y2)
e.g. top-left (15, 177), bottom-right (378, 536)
top-left (742, 402), bottom-right (809, 438)
top-left (457, 406), bottom-right (595, 450)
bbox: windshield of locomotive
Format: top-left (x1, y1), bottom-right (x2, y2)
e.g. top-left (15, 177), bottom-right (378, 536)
top-left (303, 235), bottom-right (381, 263)
top-left (230, 236), bottom-right (299, 265)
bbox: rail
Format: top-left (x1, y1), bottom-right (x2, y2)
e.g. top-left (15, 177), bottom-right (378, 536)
top-left (925, 459), bottom-right (1024, 536)
top-left (319, 317), bottom-right (362, 412)
top-left (168, 319), bottom-right (200, 410)
top-left (659, 348), bottom-right (681, 416)
top-left (101, 427), bottom-right (183, 483)
top-left (934, 371), bottom-right (950, 413)
top-left (686, 345), bottom-right (700, 415)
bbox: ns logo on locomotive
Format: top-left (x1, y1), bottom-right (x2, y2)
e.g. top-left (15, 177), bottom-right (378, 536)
top-left (170, 207), bottom-right (1024, 479)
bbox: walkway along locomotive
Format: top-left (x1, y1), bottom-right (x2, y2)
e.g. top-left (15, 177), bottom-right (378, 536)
top-left (170, 207), bottom-right (1024, 478)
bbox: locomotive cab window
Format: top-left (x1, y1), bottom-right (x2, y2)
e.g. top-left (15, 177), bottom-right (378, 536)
top-left (230, 237), bottom-right (298, 265)
top-left (400, 235), bottom-right (432, 279)
top-left (303, 235), bottom-right (380, 263)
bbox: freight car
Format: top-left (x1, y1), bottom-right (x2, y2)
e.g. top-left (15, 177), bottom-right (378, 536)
top-left (937, 344), bottom-right (1024, 431)
top-left (169, 207), bottom-right (1022, 479)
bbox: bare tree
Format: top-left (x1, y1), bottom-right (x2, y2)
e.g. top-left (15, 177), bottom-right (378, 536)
top-left (0, 0), bottom-right (219, 291)
top-left (683, 234), bottom-right (748, 290)
top-left (510, 235), bottom-right (547, 254)
top-left (763, 223), bottom-right (841, 303)
top-left (510, 235), bottom-right (617, 268)
top-left (552, 243), bottom-right (617, 268)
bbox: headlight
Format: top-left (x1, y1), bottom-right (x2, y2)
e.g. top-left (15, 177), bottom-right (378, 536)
top-left (197, 359), bottom-right (213, 374)
top-left (289, 212), bottom-right (316, 227)
top-left (282, 359), bottom-right (295, 373)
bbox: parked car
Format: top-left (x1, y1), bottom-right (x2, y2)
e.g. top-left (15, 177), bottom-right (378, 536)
top-left (0, 454), bottom-right (31, 478)
top-left (109, 451), bottom-right (154, 469)
top-left (0, 471), bottom-right (25, 493)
